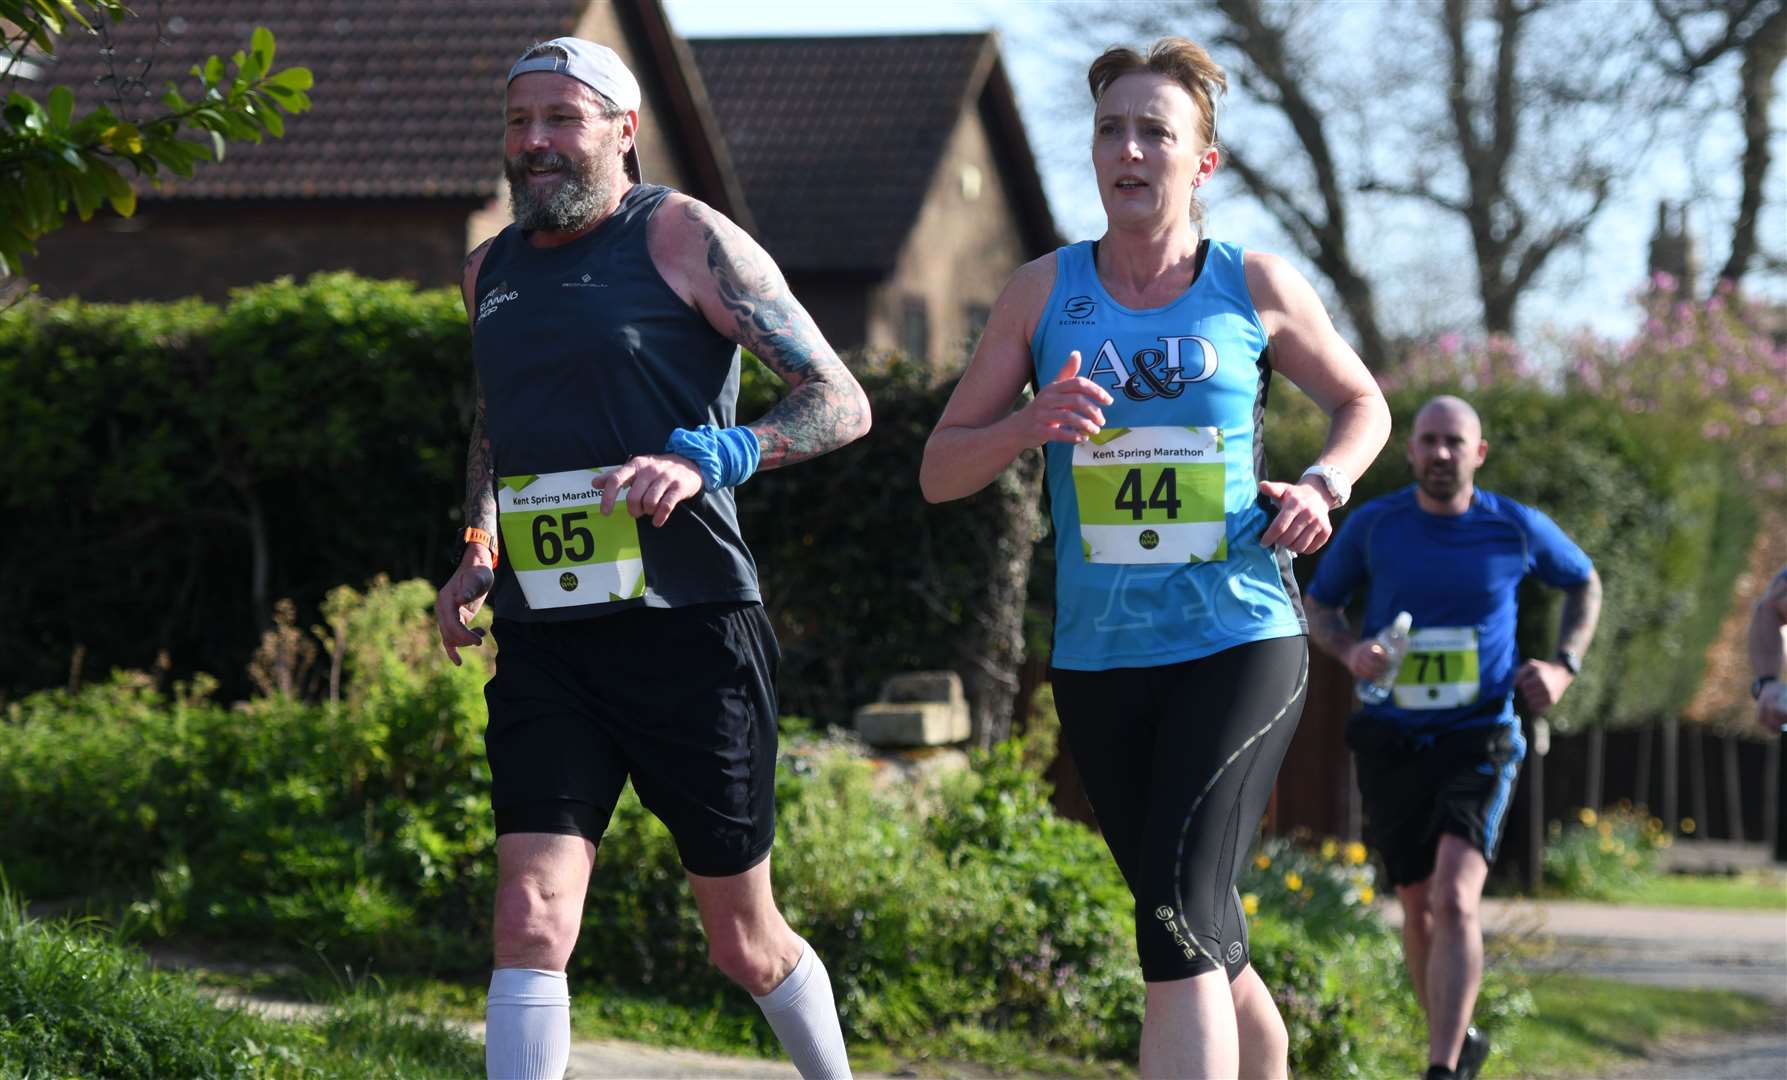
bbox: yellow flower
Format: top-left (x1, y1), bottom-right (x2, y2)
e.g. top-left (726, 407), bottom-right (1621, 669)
top-left (1242, 893), bottom-right (1259, 917)
top-left (1681, 817), bottom-right (1696, 835)
top-left (1254, 853), bottom-right (1271, 871)
top-left (1284, 871), bottom-right (1303, 892)
top-left (1320, 838), bottom-right (1339, 861)
top-left (1599, 839), bottom-right (1617, 854)
top-left (1578, 807), bottom-right (1597, 827)
top-left (1344, 841), bottom-right (1368, 865)
top-left (1359, 885), bottom-right (1375, 904)
top-left (1658, 834), bottom-right (1673, 848)
top-left (1301, 887), bottom-right (1314, 899)
top-left (1598, 821), bottom-right (1614, 838)
top-left (1648, 817), bottom-right (1664, 833)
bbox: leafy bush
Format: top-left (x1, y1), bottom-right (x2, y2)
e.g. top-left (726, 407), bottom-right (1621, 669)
top-left (1239, 834), bottom-right (1381, 940)
top-left (1542, 805), bottom-right (1673, 900)
top-left (2, 580), bottom-right (1533, 1068)
top-left (0, 579), bottom-right (496, 967)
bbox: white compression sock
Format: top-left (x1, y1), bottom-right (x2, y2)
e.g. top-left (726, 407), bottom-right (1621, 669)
top-left (751, 938), bottom-right (852, 1079)
top-left (485, 968), bottom-right (571, 1080)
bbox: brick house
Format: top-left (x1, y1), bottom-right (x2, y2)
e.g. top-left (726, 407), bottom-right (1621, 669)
top-left (26, 8), bottom-right (1059, 368)
top-left (25, 0), bottom-right (748, 302)
top-left (689, 33), bottom-right (1058, 368)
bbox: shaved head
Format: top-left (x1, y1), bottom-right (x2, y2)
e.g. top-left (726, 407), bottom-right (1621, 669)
top-left (1407, 394), bottom-right (1488, 511)
top-left (1413, 395), bottom-right (1483, 442)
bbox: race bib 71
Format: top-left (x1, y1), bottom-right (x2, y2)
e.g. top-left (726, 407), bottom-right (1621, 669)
top-left (1392, 626), bottom-right (1481, 709)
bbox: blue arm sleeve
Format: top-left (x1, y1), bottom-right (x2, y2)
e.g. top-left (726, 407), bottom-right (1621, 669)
top-left (665, 425), bottom-right (761, 491)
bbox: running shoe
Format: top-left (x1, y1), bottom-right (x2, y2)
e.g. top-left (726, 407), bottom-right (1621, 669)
top-left (1454, 1026), bottom-right (1490, 1080)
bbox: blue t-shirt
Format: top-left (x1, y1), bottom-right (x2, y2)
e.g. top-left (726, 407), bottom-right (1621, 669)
top-left (1307, 486), bottom-right (1593, 730)
top-left (1034, 239), bottom-right (1306, 671)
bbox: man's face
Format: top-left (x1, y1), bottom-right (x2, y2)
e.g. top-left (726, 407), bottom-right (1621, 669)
top-left (1407, 403), bottom-right (1487, 501)
top-left (503, 72), bottom-right (629, 232)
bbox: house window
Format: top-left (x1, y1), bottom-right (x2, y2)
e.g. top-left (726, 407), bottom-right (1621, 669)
top-left (965, 303), bottom-right (991, 351)
top-left (901, 297), bottom-right (930, 361)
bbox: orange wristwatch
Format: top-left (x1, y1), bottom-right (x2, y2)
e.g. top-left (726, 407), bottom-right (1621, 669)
top-left (464, 527), bottom-right (498, 566)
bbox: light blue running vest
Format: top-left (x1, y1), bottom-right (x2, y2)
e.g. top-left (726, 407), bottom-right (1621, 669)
top-left (1033, 239), bottom-right (1306, 671)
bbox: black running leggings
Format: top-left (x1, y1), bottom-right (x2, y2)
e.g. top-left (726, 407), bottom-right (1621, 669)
top-left (1052, 635), bottom-right (1308, 982)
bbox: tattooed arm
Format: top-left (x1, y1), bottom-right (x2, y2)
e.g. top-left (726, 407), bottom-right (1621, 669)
top-left (1306, 597), bottom-right (1390, 681)
top-left (1514, 566), bottom-right (1603, 715)
top-left (652, 194), bottom-right (871, 468)
top-left (435, 238), bottom-right (497, 664)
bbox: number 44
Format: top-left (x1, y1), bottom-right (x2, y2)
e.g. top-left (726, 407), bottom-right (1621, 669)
top-left (1114, 468), bottom-right (1182, 521)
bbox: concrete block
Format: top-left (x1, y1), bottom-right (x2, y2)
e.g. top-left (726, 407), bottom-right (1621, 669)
top-left (879, 670), bottom-right (966, 707)
top-left (853, 701), bottom-right (970, 748)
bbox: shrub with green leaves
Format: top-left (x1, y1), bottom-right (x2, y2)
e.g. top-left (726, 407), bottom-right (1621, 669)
top-left (1, 579), bottom-right (1530, 1069)
top-left (1542, 804), bottom-right (1673, 900)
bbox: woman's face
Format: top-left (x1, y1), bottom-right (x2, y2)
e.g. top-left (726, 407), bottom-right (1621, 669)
top-left (1092, 72), bottom-right (1217, 231)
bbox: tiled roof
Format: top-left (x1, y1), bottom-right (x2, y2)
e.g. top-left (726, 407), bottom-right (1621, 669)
top-left (39, 0), bottom-right (588, 200)
top-left (688, 34), bottom-right (997, 274)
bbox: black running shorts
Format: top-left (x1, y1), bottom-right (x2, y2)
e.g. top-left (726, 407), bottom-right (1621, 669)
top-left (482, 601), bottom-right (781, 878)
top-left (1051, 635), bottom-right (1308, 983)
top-left (1347, 718), bottom-right (1525, 888)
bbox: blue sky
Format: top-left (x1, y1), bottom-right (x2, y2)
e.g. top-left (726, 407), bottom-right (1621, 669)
top-left (665, 0), bottom-right (1785, 344)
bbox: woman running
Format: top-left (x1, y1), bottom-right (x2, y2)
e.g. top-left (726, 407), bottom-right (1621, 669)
top-left (920, 37), bottom-right (1389, 1078)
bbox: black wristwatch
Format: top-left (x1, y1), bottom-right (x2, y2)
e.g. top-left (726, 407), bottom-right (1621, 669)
top-left (1754, 674), bottom-right (1780, 701)
top-left (1555, 649), bottom-right (1582, 677)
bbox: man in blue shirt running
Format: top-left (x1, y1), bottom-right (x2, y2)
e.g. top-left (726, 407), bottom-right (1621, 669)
top-left (1307, 395), bottom-right (1602, 1080)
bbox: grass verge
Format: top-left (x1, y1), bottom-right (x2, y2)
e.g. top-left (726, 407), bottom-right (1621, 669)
top-left (0, 890), bottom-right (481, 1079)
top-left (1625, 870), bottom-right (1787, 910)
top-left (1483, 973), bottom-right (1781, 1079)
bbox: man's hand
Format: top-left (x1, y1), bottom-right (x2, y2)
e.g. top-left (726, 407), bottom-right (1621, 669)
top-left (435, 552), bottom-right (495, 666)
top-left (1515, 658), bottom-right (1574, 716)
top-left (1758, 681), bottom-right (1787, 733)
top-left (595, 453), bottom-right (704, 528)
top-left (1258, 478), bottom-right (1335, 554)
top-left (1345, 639), bottom-right (1391, 681)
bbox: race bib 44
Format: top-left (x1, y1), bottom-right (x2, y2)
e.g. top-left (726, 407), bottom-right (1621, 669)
top-left (498, 468), bottom-right (646, 610)
top-left (1072, 426), bottom-right (1227, 564)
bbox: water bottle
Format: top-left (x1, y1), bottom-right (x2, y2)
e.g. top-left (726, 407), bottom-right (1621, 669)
top-left (1356, 611), bottom-right (1413, 706)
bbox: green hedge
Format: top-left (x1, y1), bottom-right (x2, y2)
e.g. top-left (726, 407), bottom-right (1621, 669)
top-left (0, 281), bottom-right (1042, 733)
top-left (0, 277), bottom-right (470, 697)
top-left (1259, 382), bottom-right (1755, 732)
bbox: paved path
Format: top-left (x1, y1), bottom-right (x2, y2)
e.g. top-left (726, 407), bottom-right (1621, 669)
top-left (1386, 896), bottom-right (1787, 1079)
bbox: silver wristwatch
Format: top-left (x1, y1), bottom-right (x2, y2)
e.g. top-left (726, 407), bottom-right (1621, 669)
top-left (1299, 464), bottom-right (1351, 509)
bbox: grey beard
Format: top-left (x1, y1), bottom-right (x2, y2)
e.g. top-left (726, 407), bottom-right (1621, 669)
top-left (508, 157), bottom-right (608, 233)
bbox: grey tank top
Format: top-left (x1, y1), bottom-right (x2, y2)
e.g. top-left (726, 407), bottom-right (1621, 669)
top-left (472, 183), bottom-right (759, 621)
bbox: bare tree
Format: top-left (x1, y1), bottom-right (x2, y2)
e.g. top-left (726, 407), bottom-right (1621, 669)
top-left (1651, 0), bottom-right (1787, 287)
top-left (1048, 0), bottom-right (1657, 338)
top-left (1056, 1), bottom-right (1392, 366)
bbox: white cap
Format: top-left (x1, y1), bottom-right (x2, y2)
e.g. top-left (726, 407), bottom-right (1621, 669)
top-left (1391, 611), bottom-right (1413, 634)
top-left (508, 38), bottom-right (642, 182)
